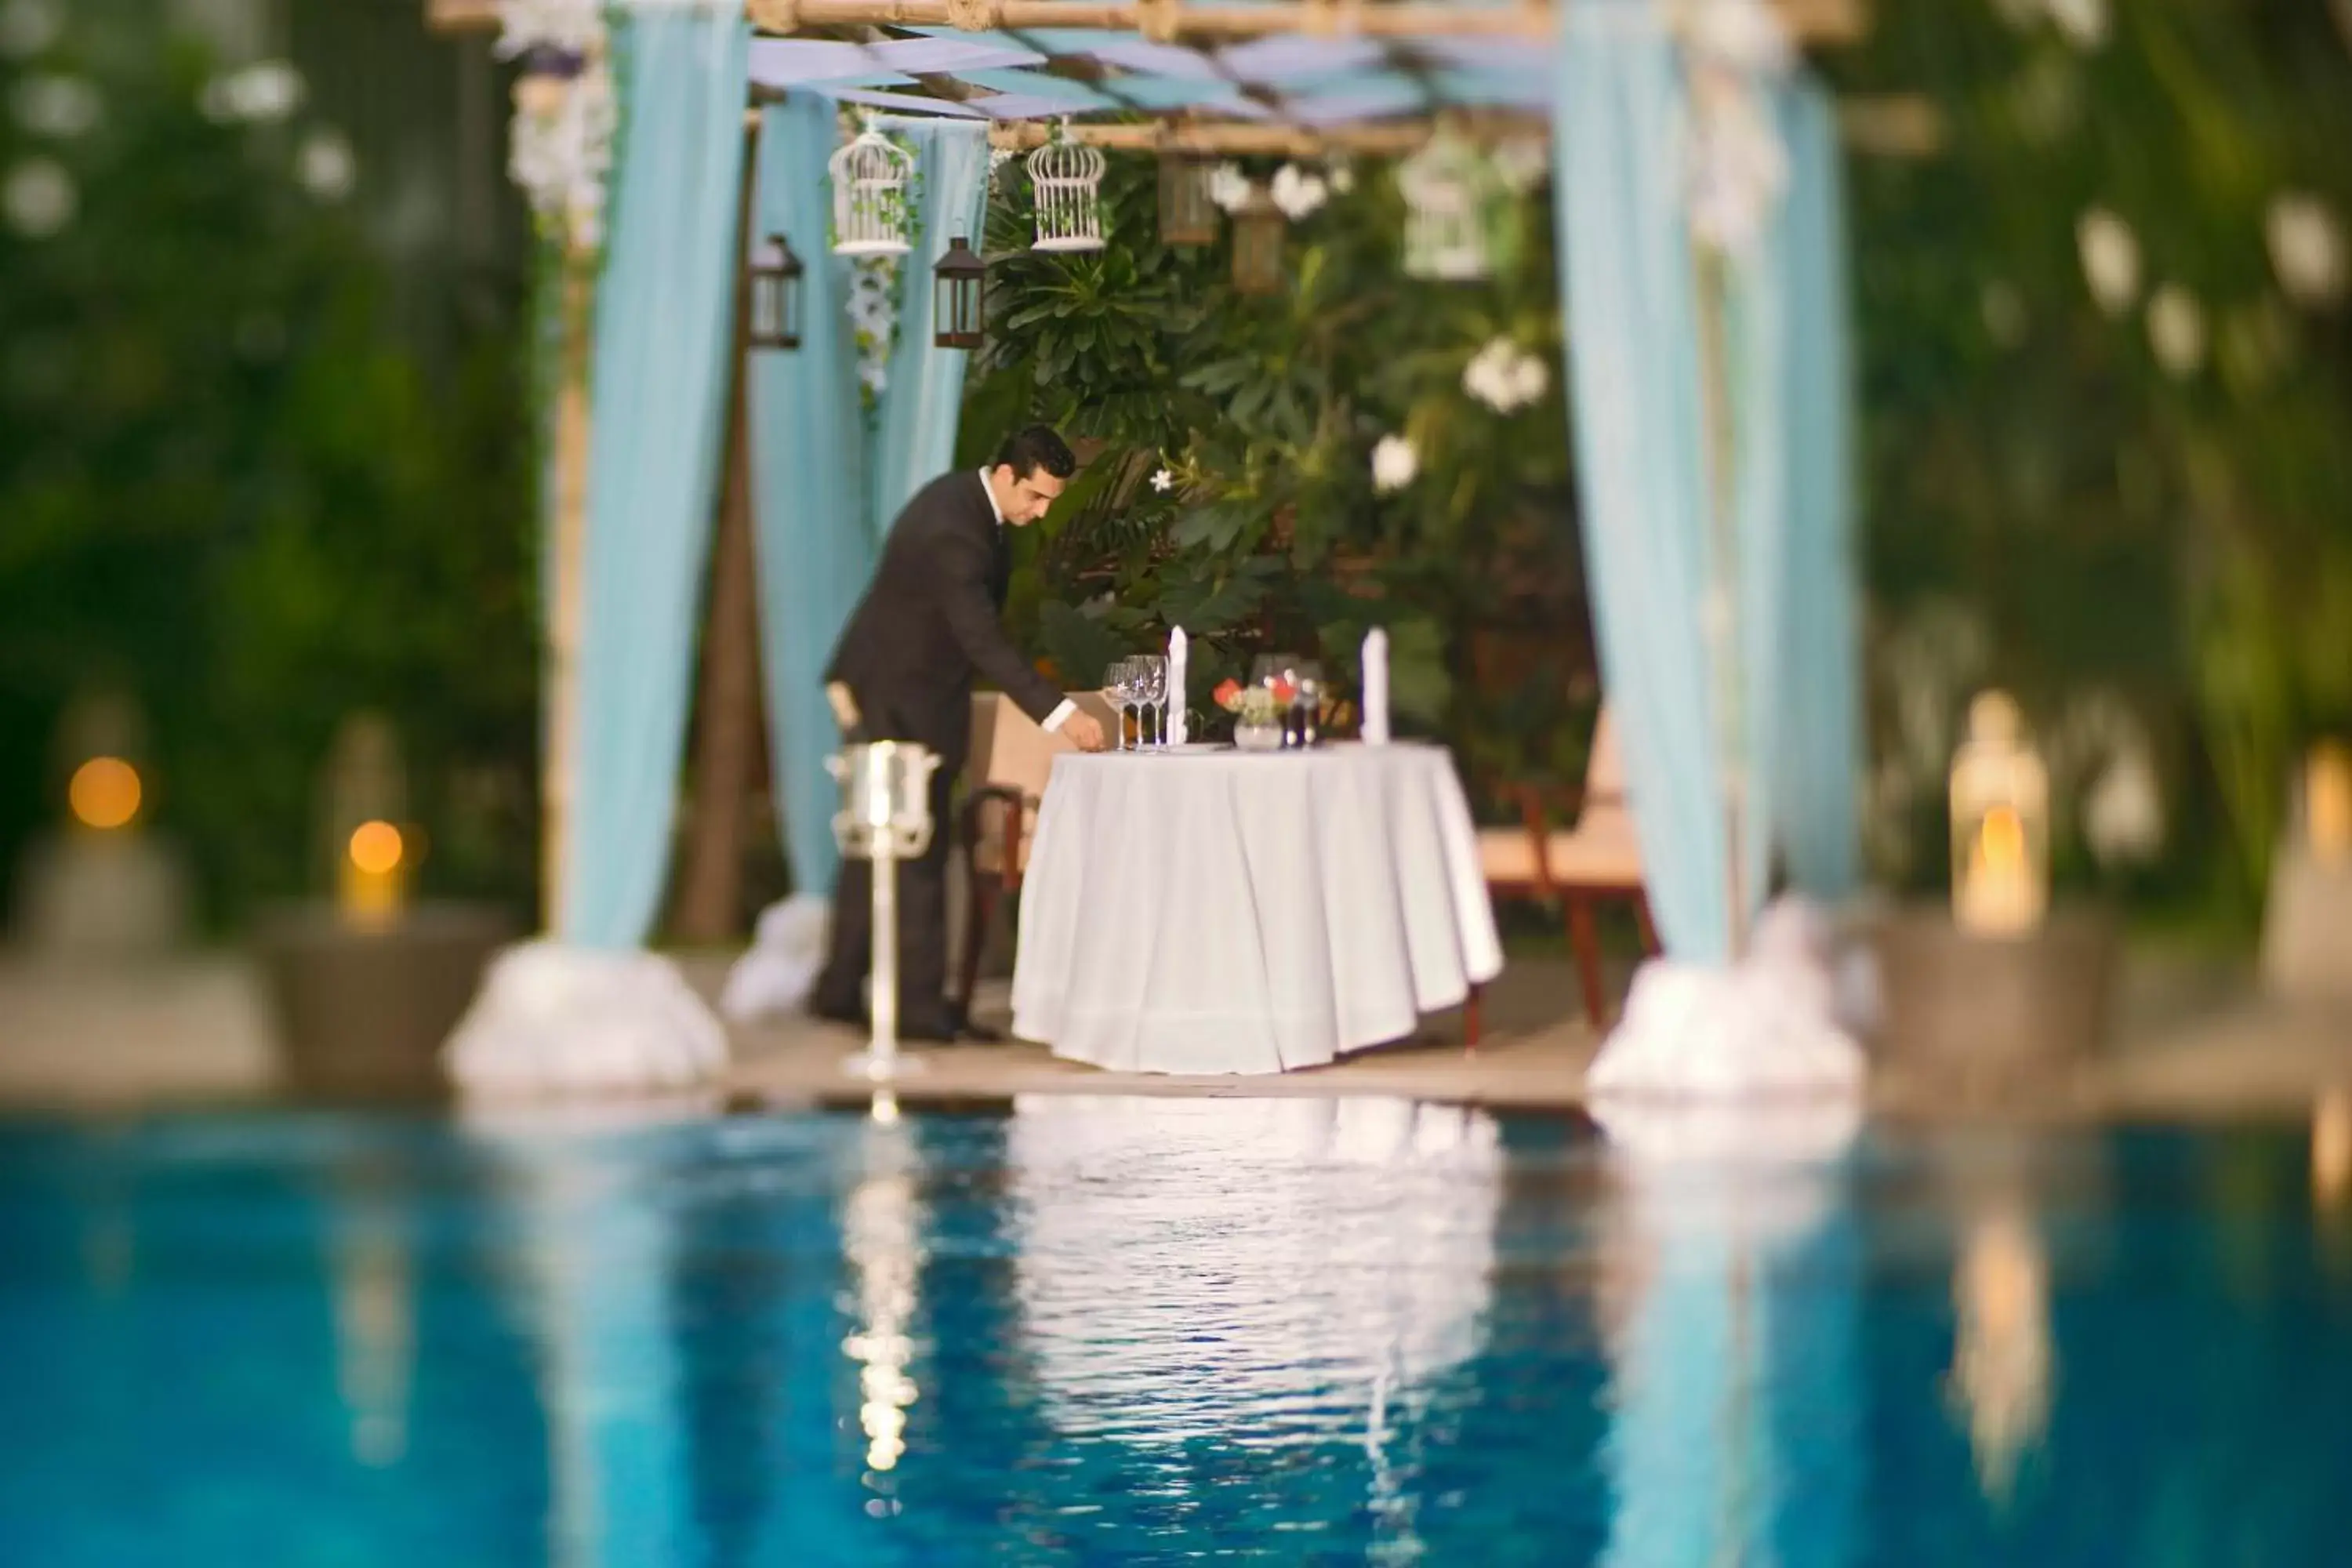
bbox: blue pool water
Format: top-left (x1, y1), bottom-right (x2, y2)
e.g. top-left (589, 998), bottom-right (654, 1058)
top-left (4, 1096), bottom-right (2352, 1566)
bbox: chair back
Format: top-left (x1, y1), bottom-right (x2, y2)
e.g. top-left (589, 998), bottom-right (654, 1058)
top-left (967, 691), bottom-right (1116, 798)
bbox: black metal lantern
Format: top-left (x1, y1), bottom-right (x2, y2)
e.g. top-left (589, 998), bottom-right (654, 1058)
top-left (748, 232), bottom-right (804, 353)
top-left (932, 234), bottom-right (986, 350)
top-left (1231, 190), bottom-right (1285, 296)
top-left (1158, 154), bottom-right (1217, 247)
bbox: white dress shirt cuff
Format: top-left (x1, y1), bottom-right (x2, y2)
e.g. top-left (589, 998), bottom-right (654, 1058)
top-left (1041, 699), bottom-right (1076, 733)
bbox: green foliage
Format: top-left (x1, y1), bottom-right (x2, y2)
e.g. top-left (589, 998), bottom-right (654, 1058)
top-left (969, 150), bottom-right (1577, 766)
top-left (0, 13), bottom-right (537, 925)
top-left (1835, 0), bottom-right (2352, 920)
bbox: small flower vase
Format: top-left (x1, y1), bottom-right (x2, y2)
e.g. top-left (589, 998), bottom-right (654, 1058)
top-left (1234, 715), bottom-right (1284, 752)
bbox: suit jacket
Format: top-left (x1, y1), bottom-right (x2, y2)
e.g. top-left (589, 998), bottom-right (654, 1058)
top-left (827, 470), bottom-right (1066, 767)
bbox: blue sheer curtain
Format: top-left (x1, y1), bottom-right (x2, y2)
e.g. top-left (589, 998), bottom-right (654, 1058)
top-left (871, 118), bottom-right (993, 528)
top-left (748, 97), bottom-right (869, 902)
top-left (1773, 78), bottom-right (1864, 900)
top-left (1730, 135), bottom-right (1791, 932)
top-left (557, 5), bottom-right (750, 947)
top-left (749, 111), bottom-right (991, 898)
top-left (1551, 10), bottom-right (1733, 962)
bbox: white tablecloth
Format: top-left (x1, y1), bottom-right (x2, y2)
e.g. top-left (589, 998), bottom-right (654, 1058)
top-left (1010, 742), bottom-right (1504, 1074)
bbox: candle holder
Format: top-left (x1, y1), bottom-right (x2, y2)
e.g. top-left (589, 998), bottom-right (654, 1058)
top-left (1948, 691), bottom-right (2049, 939)
top-left (828, 741), bottom-right (942, 1081)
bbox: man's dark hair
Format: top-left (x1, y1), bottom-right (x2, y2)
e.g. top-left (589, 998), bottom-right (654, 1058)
top-left (993, 424), bottom-right (1076, 482)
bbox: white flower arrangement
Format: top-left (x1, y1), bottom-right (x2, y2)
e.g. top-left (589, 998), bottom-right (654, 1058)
top-left (1370, 433), bottom-right (1419, 493)
top-left (1463, 338), bottom-right (1550, 414)
top-left (1269, 163), bottom-right (1329, 222)
top-left (496, 0), bottom-right (614, 254)
top-left (849, 256), bottom-right (902, 406)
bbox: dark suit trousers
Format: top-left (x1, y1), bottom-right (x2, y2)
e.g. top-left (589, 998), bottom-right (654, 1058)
top-left (812, 736), bottom-right (961, 1035)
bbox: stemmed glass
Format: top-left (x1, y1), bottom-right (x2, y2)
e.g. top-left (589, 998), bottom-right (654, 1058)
top-left (1105, 658), bottom-right (1138, 751)
top-left (1135, 655), bottom-right (1169, 748)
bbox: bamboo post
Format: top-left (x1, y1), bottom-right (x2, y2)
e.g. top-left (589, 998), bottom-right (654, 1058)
top-left (670, 123), bottom-right (768, 942)
top-left (1693, 242), bottom-right (1748, 960)
top-left (544, 255), bottom-right (593, 931)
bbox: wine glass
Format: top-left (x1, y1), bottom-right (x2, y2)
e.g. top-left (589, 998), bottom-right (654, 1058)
top-left (1104, 658), bottom-right (1137, 751)
top-left (1136, 656), bottom-right (1169, 748)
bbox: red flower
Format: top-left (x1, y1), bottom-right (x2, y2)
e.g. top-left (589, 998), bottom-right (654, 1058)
top-left (1271, 679), bottom-right (1297, 703)
top-left (1213, 679), bottom-right (1243, 710)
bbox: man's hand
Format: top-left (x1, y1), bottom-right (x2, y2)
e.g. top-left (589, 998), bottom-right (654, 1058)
top-left (1062, 711), bottom-right (1108, 752)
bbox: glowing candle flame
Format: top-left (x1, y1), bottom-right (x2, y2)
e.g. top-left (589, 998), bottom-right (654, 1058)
top-left (68, 757), bottom-right (140, 830)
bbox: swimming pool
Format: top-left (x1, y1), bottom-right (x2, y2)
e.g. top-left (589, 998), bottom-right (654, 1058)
top-left (3, 1096), bottom-right (2350, 1566)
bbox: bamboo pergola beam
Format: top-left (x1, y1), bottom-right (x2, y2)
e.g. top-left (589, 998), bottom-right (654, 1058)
top-left (985, 95), bottom-right (1939, 158)
top-left (431, 0), bottom-right (1866, 45)
top-left (985, 117), bottom-right (1515, 157)
top-left (746, 0), bottom-right (1866, 44)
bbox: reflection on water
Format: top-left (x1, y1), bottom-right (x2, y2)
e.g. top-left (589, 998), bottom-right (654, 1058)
top-left (1591, 1100), bottom-right (1864, 1568)
top-left (7, 1101), bottom-right (2352, 1565)
top-left (845, 1100), bottom-right (922, 1488)
top-left (328, 1163), bottom-right (415, 1468)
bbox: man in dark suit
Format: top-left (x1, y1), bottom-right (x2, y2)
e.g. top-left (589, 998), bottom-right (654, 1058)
top-left (809, 425), bottom-right (1107, 1040)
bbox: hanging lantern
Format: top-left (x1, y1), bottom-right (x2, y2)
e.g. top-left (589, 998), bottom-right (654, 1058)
top-left (1027, 132), bottom-right (1107, 253)
top-left (829, 125), bottom-right (913, 257)
top-left (1158, 154), bottom-right (1217, 247)
top-left (1396, 126), bottom-right (1490, 282)
top-left (932, 234), bottom-right (985, 350)
top-left (1231, 186), bottom-right (1284, 296)
top-left (748, 233), bottom-right (804, 352)
top-left (1948, 691), bottom-right (2050, 939)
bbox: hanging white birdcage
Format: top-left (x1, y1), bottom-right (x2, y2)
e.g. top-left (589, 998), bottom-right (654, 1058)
top-left (829, 124), bottom-right (913, 258)
top-left (1027, 132), bottom-right (1106, 253)
top-left (1396, 129), bottom-right (1490, 282)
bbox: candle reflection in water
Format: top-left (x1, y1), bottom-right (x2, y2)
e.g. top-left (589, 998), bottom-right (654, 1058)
top-left (2315, 1089), bottom-right (2351, 1210)
top-left (328, 1163), bottom-right (416, 1469)
top-left (1945, 1200), bottom-right (2053, 1506)
top-left (1007, 1095), bottom-right (1501, 1557)
top-left (844, 1093), bottom-right (925, 1493)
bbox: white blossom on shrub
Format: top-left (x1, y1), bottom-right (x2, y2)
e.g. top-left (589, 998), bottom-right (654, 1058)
top-left (201, 60), bottom-right (305, 124)
top-left (1207, 162), bottom-right (1254, 214)
top-left (1463, 338), bottom-right (1550, 414)
top-left (2147, 285), bottom-right (2207, 378)
top-left (2075, 208), bottom-right (2140, 315)
top-left (1370, 434), bottom-right (1419, 494)
top-left (3, 154), bottom-right (73, 238)
top-left (299, 130), bottom-right (356, 201)
top-left (2267, 193), bottom-right (2347, 309)
top-left (10, 73), bottom-right (98, 139)
top-left (1269, 163), bottom-right (1328, 221)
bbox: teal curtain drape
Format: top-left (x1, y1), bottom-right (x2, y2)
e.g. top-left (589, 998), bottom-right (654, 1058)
top-left (1729, 117), bottom-right (1791, 938)
top-left (1551, 12), bottom-right (1735, 962)
top-left (749, 111), bottom-right (991, 898)
top-left (557, 3), bottom-right (750, 947)
top-left (871, 118), bottom-right (994, 529)
top-left (749, 97), bottom-right (870, 904)
top-left (1772, 80), bottom-right (1864, 900)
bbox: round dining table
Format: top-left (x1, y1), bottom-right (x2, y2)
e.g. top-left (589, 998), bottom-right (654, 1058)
top-left (1009, 742), bottom-right (1504, 1075)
